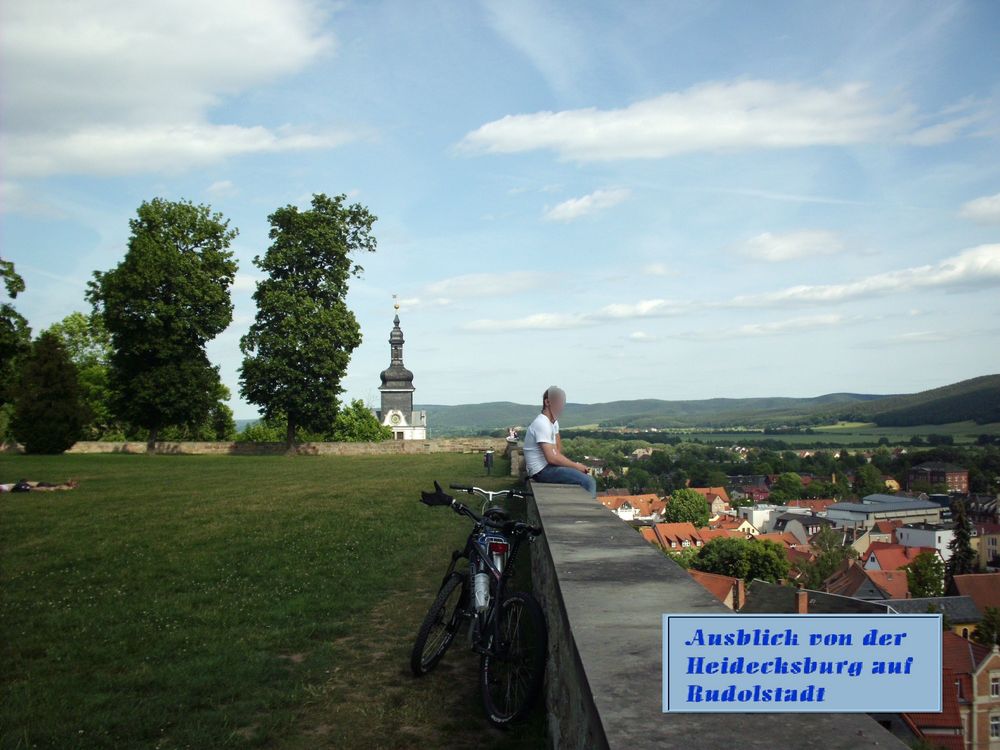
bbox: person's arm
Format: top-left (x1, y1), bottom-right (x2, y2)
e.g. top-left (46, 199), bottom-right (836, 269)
top-left (556, 431), bottom-right (563, 455)
top-left (541, 442), bottom-right (588, 473)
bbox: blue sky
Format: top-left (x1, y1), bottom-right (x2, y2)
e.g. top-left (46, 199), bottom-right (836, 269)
top-left (2, 0), bottom-right (999, 419)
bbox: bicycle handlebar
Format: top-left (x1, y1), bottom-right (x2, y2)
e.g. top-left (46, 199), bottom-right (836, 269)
top-left (421, 481), bottom-right (541, 537)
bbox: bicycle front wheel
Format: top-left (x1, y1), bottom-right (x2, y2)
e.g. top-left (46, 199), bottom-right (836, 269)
top-left (479, 591), bottom-right (547, 727)
top-left (410, 572), bottom-right (466, 676)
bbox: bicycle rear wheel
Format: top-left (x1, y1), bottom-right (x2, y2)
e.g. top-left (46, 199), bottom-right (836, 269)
top-left (479, 591), bottom-right (547, 726)
top-left (410, 572), bottom-right (466, 676)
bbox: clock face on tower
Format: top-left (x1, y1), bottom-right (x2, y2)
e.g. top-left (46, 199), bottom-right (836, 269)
top-left (390, 413), bottom-right (401, 425)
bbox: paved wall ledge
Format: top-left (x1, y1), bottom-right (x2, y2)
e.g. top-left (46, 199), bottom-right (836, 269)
top-left (525, 481), bottom-right (908, 750)
top-left (0, 438), bottom-right (508, 456)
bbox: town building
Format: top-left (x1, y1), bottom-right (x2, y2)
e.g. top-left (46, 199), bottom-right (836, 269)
top-left (895, 522), bottom-right (957, 562)
top-left (825, 494), bottom-right (943, 528)
top-left (908, 462), bottom-right (969, 493)
top-left (863, 541), bottom-right (941, 571)
top-left (884, 596), bottom-right (983, 639)
top-left (373, 311), bottom-right (427, 440)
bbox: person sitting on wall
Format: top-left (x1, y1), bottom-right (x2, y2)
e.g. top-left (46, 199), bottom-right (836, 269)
top-left (522, 386), bottom-right (596, 498)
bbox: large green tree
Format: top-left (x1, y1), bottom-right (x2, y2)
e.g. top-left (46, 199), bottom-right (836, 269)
top-left (768, 472), bottom-right (805, 503)
top-left (946, 498), bottom-right (977, 589)
top-left (1, 257), bottom-right (31, 406)
top-left (44, 312), bottom-right (116, 439)
top-left (800, 526), bottom-right (856, 589)
top-left (974, 606), bottom-right (1000, 648)
top-left (332, 400), bottom-right (392, 442)
top-left (12, 332), bottom-right (85, 453)
top-left (852, 463), bottom-right (886, 498)
top-left (904, 551), bottom-right (945, 598)
top-left (239, 193), bottom-right (376, 449)
top-left (663, 488), bottom-right (710, 526)
top-left (691, 537), bottom-right (790, 583)
top-left (87, 199), bottom-right (237, 449)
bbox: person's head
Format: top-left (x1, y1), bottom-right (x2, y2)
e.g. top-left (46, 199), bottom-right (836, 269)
top-left (542, 386), bottom-right (566, 418)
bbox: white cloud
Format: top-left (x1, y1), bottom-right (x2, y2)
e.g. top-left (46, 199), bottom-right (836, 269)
top-left (463, 312), bottom-right (589, 332)
top-left (959, 192), bottom-right (1000, 224)
top-left (739, 230), bottom-right (844, 262)
top-left (207, 179), bottom-right (237, 197)
top-left (459, 80), bottom-right (924, 161)
top-left (728, 243), bottom-right (1000, 307)
top-left (543, 188), bottom-right (630, 222)
top-left (426, 271), bottom-right (545, 297)
top-left (628, 331), bottom-right (655, 342)
top-left (0, 0), bottom-right (347, 177)
top-left (232, 274), bottom-right (263, 292)
top-left (481, 0), bottom-right (587, 95)
top-left (642, 262), bottom-right (675, 276)
top-left (462, 296), bottom-right (682, 332)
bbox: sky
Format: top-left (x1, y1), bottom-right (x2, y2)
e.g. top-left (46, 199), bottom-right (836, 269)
top-left (1, 0), bottom-right (999, 419)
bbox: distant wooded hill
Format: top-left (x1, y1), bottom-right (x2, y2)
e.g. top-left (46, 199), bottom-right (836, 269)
top-left (416, 374), bottom-right (1000, 434)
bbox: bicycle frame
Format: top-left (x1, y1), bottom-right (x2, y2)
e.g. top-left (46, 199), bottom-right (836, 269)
top-left (438, 519), bottom-right (531, 658)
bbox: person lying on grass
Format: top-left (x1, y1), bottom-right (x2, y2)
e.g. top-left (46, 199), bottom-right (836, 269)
top-left (0, 479), bottom-right (79, 493)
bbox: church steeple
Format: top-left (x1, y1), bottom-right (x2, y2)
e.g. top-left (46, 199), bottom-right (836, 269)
top-left (374, 298), bottom-right (427, 440)
top-left (379, 310), bottom-right (414, 410)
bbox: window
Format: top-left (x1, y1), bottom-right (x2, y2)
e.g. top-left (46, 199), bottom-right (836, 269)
top-left (991, 715), bottom-right (1000, 739)
top-left (992, 674), bottom-right (1000, 698)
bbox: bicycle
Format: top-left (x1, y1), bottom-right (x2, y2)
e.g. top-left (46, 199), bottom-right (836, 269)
top-left (410, 481), bottom-right (548, 727)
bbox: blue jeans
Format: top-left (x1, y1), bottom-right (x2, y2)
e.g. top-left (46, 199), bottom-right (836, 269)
top-left (532, 464), bottom-right (597, 498)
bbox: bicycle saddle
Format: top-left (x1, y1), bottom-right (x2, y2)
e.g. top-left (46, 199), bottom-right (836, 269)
top-left (483, 507), bottom-right (510, 523)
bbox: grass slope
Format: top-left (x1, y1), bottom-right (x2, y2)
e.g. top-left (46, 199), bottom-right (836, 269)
top-left (0, 454), bottom-right (544, 750)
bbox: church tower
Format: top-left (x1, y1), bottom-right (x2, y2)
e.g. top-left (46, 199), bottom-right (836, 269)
top-left (375, 304), bottom-right (427, 440)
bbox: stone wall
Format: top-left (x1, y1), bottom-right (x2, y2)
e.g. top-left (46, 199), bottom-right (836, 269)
top-left (526, 481), bottom-right (909, 750)
top-left (1, 437), bottom-right (507, 456)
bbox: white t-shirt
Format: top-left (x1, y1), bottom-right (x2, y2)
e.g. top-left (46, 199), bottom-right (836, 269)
top-left (523, 413), bottom-right (559, 477)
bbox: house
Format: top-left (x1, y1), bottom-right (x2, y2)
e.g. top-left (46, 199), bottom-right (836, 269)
top-left (738, 485), bottom-right (771, 503)
top-left (822, 559), bottom-right (910, 601)
top-left (738, 504), bottom-right (789, 534)
top-left (597, 493), bottom-right (665, 522)
top-left (953, 573), bottom-right (1000, 615)
top-left (895, 522), bottom-right (957, 562)
top-left (974, 523), bottom-right (1000, 571)
top-left (884, 596), bottom-right (982, 639)
top-left (687, 569), bottom-right (744, 610)
top-left (870, 519), bottom-right (904, 543)
top-left (772, 512), bottom-right (837, 544)
top-left (908, 462), bottom-right (969, 493)
top-left (863, 541), bottom-right (941, 571)
top-left (630, 447), bottom-right (653, 460)
top-left (689, 486), bottom-right (731, 515)
top-left (740, 580), bottom-right (893, 614)
top-left (711, 516), bottom-right (759, 536)
top-left (697, 527), bottom-right (749, 544)
top-left (901, 666), bottom-right (965, 750)
top-left (902, 631), bottom-right (1000, 750)
top-left (651, 522), bottom-right (704, 552)
top-left (825, 494), bottom-right (943, 528)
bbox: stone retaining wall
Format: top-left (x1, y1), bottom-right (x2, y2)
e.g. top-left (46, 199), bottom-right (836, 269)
top-left (1, 437), bottom-right (508, 456)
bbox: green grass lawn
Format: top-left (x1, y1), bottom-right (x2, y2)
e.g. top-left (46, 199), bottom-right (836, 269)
top-left (0, 453), bottom-right (546, 750)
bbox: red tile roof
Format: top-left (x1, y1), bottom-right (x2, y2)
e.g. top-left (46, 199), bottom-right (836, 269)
top-left (864, 542), bottom-right (938, 571)
top-left (697, 528), bottom-right (747, 542)
top-left (864, 569), bottom-right (909, 599)
top-left (906, 667), bottom-right (963, 730)
top-left (639, 527), bottom-right (658, 545)
top-left (688, 569), bottom-right (742, 607)
top-left (653, 522), bottom-right (703, 548)
top-left (942, 629), bottom-right (991, 676)
top-left (872, 519), bottom-right (904, 535)
top-left (598, 493), bottom-right (664, 517)
top-left (953, 573), bottom-right (1000, 613)
top-left (689, 486), bottom-right (731, 504)
top-left (756, 531), bottom-right (803, 549)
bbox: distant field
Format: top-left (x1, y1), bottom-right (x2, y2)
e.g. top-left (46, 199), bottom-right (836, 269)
top-left (670, 420), bottom-right (1000, 446)
top-left (0, 453), bottom-right (544, 750)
